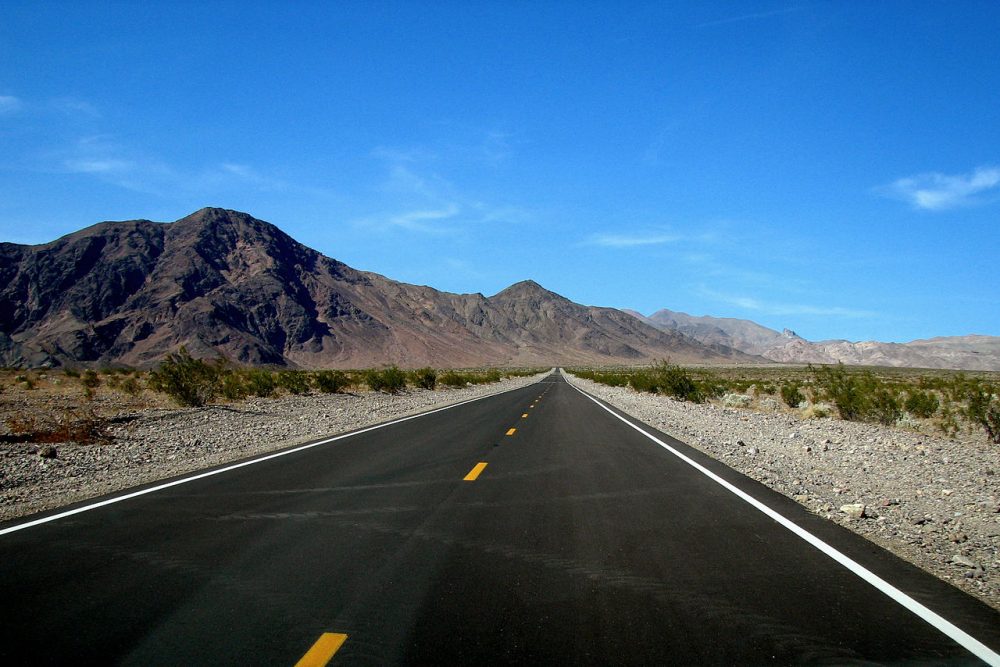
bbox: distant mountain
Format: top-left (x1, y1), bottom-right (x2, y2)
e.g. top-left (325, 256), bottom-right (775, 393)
top-left (0, 208), bottom-right (756, 369)
top-left (627, 308), bottom-right (1000, 371)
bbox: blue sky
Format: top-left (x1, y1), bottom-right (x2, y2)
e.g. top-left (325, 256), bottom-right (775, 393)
top-left (2, 1), bottom-right (998, 343)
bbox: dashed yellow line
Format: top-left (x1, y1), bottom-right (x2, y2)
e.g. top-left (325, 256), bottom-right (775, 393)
top-left (464, 462), bottom-right (489, 481)
top-left (295, 633), bottom-right (347, 667)
top-left (505, 428), bottom-right (517, 436)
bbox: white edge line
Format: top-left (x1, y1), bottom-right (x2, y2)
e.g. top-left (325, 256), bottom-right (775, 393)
top-left (568, 380), bottom-right (1000, 666)
top-left (0, 378), bottom-right (543, 537)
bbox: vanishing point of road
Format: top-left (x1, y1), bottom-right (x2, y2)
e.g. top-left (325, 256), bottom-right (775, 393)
top-left (2, 371), bottom-right (999, 665)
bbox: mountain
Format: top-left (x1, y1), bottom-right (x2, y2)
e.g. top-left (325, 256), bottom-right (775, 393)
top-left (628, 308), bottom-right (1000, 371)
top-left (0, 208), bottom-right (756, 369)
top-left (624, 309), bottom-right (799, 356)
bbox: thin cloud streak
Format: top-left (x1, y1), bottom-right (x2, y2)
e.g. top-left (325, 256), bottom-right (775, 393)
top-left (700, 287), bottom-right (875, 318)
top-left (695, 6), bottom-right (804, 28)
top-left (585, 232), bottom-right (680, 247)
top-left (360, 144), bottom-right (531, 235)
top-left (0, 95), bottom-right (23, 113)
top-left (880, 166), bottom-right (1000, 210)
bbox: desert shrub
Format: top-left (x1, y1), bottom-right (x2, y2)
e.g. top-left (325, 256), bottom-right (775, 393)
top-left (966, 386), bottom-right (1000, 444)
top-left (657, 363), bottom-right (703, 403)
top-left (722, 393), bottom-right (752, 408)
top-left (904, 390), bottom-right (940, 418)
top-left (409, 367), bottom-right (437, 390)
top-left (698, 376), bottom-right (728, 399)
top-left (869, 387), bottom-right (902, 425)
top-left (244, 369), bottom-right (277, 397)
top-left (576, 370), bottom-right (628, 387)
top-left (148, 348), bottom-right (220, 407)
top-left (314, 370), bottom-right (349, 393)
top-left (81, 369), bottom-right (101, 389)
top-left (365, 366), bottom-right (407, 393)
top-left (63, 367), bottom-right (80, 378)
top-left (628, 362), bottom-right (703, 403)
top-left (438, 371), bottom-right (468, 387)
top-left (119, 376), bottom-right (142, 396)
top-left (220, 372), bottom-right (249, 400)
top-left (814, 364), bottom-right (870, 421)
top-left (781, 382), bottom-right (806, 408)
top-left (277, 370), bottom-right (311, 395)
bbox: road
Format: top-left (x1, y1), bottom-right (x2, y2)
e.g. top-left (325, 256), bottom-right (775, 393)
top-left (2, 371), bottom-right (999, 665)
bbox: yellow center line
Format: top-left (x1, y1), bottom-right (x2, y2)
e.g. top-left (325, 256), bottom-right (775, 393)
top-left (464, 462), bottom-right (488, 481)
top-left (294, 633), bottom-right (348, 667)
top-left (506, 427), bottom-right (517, 436)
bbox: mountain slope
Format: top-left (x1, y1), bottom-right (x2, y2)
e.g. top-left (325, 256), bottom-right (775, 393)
top-left (0, 208), bottom-right (750, 368)
top-left (628, 308), bottom-right (1000, 371)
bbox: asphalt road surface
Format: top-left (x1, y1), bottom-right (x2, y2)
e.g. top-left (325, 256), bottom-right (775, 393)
top-left (2, 371), bottom-right (999, 665)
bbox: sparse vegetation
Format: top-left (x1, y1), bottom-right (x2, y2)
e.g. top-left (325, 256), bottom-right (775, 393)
top-left (314, 370), bottom-right (349, 394)
top-left (364, 366), bottom-right (408, 393)
top-left (147, 348), bottom-right (221, 407)
top-left (409, 367), bottom-right (437, 390)
top-left (276, 370), bottom-right (311, 395)
top-left (568, 362), bottom-right (1000, 442)
top-left (965, 385), bottom-right (1000, 444)
top-left (245, 369), bottom-right (278, 397)
top-left (904, 389), bottom-right (939, 418)
top-left (780, 382), bottom-right (805, 408)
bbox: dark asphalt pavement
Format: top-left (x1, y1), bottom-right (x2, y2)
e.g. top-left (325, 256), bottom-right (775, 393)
top-left (2, 371), bottom-right (999, 665)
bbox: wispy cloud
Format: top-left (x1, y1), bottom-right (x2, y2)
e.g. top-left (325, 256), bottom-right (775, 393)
top-left (51, 97), bottom-right (101, 119)
top-left (700, 287), bottom-right (875, 318)
top-left (357, 145), bottom-right (530, 234)
top-left (584, 231), bottom-right (681, 248)
top-left (879, 166), bottom-right (1000, 210)
top-left (695, 6), bottom-right (804, 28)
top-left (387, 204), bottom-right (461, 232)
top-left (0, 95), bottom-right (23, 114)
top-left (63, 157), bottom-right (136, 174)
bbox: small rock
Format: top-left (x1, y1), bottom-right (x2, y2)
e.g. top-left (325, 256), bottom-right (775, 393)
top-left (950, 554), bottom-right (978, 569)
top-left (37, 445), bottom-right (58, 459)
top-left (840, 503), bottom-right (866, 520)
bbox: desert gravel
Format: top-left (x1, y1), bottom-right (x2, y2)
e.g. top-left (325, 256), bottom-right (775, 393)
top-left (564, 372), bottom-right (1000, 611)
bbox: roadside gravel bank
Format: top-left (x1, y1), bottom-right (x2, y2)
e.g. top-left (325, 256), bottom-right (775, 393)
top-left (564, 372), bottom-right (1000, 611)
top-left (0, 372), bottom-right (548, 524)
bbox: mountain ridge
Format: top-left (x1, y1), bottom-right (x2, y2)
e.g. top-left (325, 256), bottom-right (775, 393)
top-left (0, 208), bottom-right (756, 369)
top-left (627, 308), bottom-right (1000, 371)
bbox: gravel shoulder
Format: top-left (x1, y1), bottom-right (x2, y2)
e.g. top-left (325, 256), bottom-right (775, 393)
top-left (0, 372), bottom-right (549, 524)
top-left (564, 372), bottom-right (1000, 611)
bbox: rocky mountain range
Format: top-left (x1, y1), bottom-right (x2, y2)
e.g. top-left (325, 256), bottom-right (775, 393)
top-left (0, 208), bottom-right (754, 369)
top-left (626, 308), bottom-right (1000, 372)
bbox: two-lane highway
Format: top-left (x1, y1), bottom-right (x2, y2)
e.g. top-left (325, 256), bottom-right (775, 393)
top-left (2, 371), bottom-right (999, 664)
